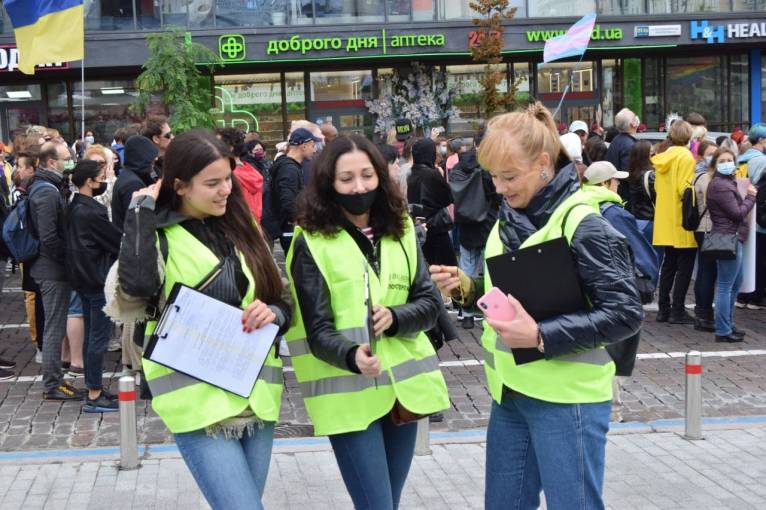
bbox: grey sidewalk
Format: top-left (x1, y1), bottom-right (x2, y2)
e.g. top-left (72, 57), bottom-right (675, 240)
top-left (1, 425), bottom-right (765, 510)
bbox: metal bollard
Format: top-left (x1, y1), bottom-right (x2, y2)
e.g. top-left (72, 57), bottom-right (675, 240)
top-left (414, 417), bottom-right (431, 456)
top-left (684, 351), bottom-right (703, 440)
top-left (119, 376), bottom-right (140, 469)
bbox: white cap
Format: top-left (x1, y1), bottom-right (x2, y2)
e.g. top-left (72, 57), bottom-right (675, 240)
top-left (560, 133), bottom-right (583, 163)
top-left (569, 120), bottom-right (588, 134)
top-left (584, 161), bottom-right (629, 184)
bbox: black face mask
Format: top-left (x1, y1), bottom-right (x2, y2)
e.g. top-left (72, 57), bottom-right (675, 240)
top-left (332, 189), bottom-right (378, 216)
top-left (92, 181), bottom-right (108, 197)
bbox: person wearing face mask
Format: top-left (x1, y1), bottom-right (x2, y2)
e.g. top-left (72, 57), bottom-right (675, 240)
top-left (692, 140), bottom-right (719, 332)
top-left (29, 141), bottom-right (85, 401)
top-left (430, 103), bottom-right (642, 510)
top-left (243, 140), bottom-right (272, 178)
top-left (705, 148), bottom-right (758, 342)
top-left (65, 160), bottom-right (122, 412)
top-left (287, 134), bottom-right (448, 510)
top-left (115, 130), bottom-right (289, 509)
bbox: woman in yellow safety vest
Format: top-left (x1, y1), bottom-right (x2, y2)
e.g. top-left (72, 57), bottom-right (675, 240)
top-left (431, 103), bottom-right (643, 510)
top-left (118, 129), bottom-right (289, 510)
top-left (286, 134), bottom-right (449, 509)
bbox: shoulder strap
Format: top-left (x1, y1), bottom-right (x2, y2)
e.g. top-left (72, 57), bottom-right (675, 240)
top-left (157, 228), bottom-right (169, 264)
top-left (643, 170), bottom-right (652, 197)
top-left (560, 203), bottom-right (597, 239)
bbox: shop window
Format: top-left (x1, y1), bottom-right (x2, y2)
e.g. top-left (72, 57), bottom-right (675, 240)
top-left (728, 54), bottom-right (749, 130)
top-left (622, 59), bottom-right (642, 124)
top-left (72, 80), bottom-right (148, 144)
top-left (310, 70), bottom-right (372, 135)
top-left (314, 0), bottom-right (385, 25)
top-left (601, 60), bottom-right (618, 129)
top-left (529, 0), bottom-right (594, 17)
top-left (216, 1), bottom-right (275, 27)
top-left (84, 1), bottom-right (135, 31)
top-left (597, 0), bottom-right (644, 14)
top-left (512, 63), bottom-right (531, 104)
top-left (136, 0), bottom-right (161, 29)
top-left (46, 83), bottom-right (71, 142)
top-left (762, 55), bottom-right (766, 121)
top-left (387, 0), bottom-right (411, 21)
top-left (666, 56), bottom-right (724, 131)
top-left (285, 72), bottom-right (307, 138)
top-left (733, 0), bottom-right (766, 10)
top-left (642, 57), bottom-right (662, 131)
top-left (648, 0), bottom-right (729, 13)
top-left (447, 64), bottom-right (507, 136)
top-left (438, 0), bottom-right (525, 19)
top-left (0, 85), bottom-right (43, 142)
top-left (536, 62), bottom-right (595, 97)
top-left (213, 74), bottom-right (284, 147)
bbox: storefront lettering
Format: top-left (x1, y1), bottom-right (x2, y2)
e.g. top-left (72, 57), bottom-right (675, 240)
top-left (468, 30), bottom-right (502, 50)
top-left (0, 46), bottom-right (65, 72)
top-left (525, 25), bottom-right (623, 43)
top-left (691, 20), bottom-right (766, 44)
top-left (266, 31), bottom-right (444, 56)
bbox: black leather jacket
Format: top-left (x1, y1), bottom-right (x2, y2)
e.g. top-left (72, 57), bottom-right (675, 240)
top-left (496, 162), bottom-right (643, 375)
top-left (290, 222), bottom-right (442, 372)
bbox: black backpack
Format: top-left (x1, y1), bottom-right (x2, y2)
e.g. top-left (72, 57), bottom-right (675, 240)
top-left (681, 174), bottom-right (706, 231)
top-left (756, 177), bottom-right (766, 230)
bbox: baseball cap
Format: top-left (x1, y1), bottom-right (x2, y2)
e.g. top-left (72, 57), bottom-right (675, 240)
top-left (569, 120), bottom-right (588, 134)
top-left (394, 118), bottom-right (413, 142)
top-left (288, 127), bottom-right (320, 145)
top-left (584, 161), bottom-right (629, 185)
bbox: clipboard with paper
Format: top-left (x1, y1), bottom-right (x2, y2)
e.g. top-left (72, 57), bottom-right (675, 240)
top-left (144, 283), bottom-right (278, 398)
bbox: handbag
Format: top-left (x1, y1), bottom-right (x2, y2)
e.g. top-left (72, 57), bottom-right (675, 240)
top-left (389, 400), bottom-right (431, 426)
top-left (701, 232), bottom-right (737, 260)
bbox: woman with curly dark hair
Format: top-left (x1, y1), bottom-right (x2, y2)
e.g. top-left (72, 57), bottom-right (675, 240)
top-left (286, 134), bottom-right (449, 509)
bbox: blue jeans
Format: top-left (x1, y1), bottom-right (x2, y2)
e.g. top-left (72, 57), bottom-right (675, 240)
top-left (174, 422), bottom-right (274, 510)
top-left (459, 245), bottom-right (483, 279)
top-left (81, 291), bottom-right (112, 391)
top-left (485, 391), bottom-right (611, 510)
top-left (715, 240), bottom-right (744, 336)
top-left (328, 414), bottom-right (417, 510)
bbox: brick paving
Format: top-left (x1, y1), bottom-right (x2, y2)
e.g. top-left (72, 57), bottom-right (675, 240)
top-left (1, 268), bottom-right (766, 450)
top-left (0, 426), bottom-right (765, 509)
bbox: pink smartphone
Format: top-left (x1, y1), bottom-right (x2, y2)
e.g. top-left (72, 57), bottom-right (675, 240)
top-left (477, 287), bottom-right (516, 321)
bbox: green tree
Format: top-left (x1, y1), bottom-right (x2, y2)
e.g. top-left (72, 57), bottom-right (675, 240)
top-left (469, 0), bottom-right (525, 119)
top-left (133, 27), bottom-right (221, 132)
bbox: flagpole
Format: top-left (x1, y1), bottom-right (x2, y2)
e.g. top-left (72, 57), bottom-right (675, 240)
top-left (552, 50), bottom-right (587, 119)
top-left (80, 8), bottom-right (85, 149)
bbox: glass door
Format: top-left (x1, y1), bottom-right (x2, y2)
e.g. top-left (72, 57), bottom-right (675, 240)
top-left (309, 70), bottom-right (373, 137)
top-left (535, 61), bottom-right (598, 128)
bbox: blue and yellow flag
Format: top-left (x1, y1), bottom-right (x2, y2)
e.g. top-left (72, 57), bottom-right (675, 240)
top-left (3, 0), bottom-right (84, 75)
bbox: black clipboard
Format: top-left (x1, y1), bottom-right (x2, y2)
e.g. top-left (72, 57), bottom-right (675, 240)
top-left (485, 237), bottom-right (588, 365)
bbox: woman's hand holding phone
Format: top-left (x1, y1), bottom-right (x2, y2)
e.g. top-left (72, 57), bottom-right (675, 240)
top-left (480, 289), bottom-right (540, 349)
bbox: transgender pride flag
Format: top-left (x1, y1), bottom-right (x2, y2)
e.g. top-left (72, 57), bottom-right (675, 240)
top-left (543, 13), bottom-right (597, 64)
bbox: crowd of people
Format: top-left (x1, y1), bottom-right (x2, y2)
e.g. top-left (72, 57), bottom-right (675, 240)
top-left (0, 102), bottom-right (761, 510)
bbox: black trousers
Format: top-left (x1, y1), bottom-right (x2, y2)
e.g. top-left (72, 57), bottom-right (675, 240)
top-left (657, 247), bottom-right (697, 314)
top-left (738, 231), bottom-right (766, 303)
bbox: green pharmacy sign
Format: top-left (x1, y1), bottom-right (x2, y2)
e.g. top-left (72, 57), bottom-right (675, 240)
top-left (219, 34), bottom-right (246, 62)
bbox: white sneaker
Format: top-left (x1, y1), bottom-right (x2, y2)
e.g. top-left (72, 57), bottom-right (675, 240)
top-left (34, 349), bottom-right (42, 364)
top-left (642, 303), bottom-right (659, 312)
top-left (107, 338), bottom-right (121, 352)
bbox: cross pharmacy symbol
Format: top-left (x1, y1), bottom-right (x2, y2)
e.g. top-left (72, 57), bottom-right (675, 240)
top-left (219, 34), bottom-right (246, 62)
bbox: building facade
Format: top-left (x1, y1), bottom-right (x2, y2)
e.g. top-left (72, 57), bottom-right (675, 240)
top-left (0, 1), bottom-right (764, 147)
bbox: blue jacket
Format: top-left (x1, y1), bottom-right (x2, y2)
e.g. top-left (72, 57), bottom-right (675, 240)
top-left (738, 148), bottom-right (766, 234)
top-left (601, 202), bottom-right (659, 285)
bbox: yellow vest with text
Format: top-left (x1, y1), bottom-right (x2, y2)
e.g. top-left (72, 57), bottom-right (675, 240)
top-left (142, 224), bottom-right (283, 434)
top-left (285, 220), bottom-right (449, 436)
top-left (481, 188), bottom-right (615, 405)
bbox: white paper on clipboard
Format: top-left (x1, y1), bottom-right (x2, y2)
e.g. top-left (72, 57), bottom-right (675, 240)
top-left (148, 285), bottom-right (278, 398)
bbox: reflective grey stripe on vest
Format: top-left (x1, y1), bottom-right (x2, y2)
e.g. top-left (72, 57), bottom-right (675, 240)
top-left (287, 327), bottom-right (369, 357)
top-left (494, 335), bottom-right (611, 366)
top-left (300, 372), bottom-right (392, 397)
top-left (258, 365), bottom-right (283, 385)
top-left (299, 355), bottom-right (439, 398)
top-left (148, 371), bottom-right (202, 397)
top-left (390, 355), bottom-right (439, 382)
top-left (484, 349), bottom-right (495, 370)
top-left (149, 365), bottom-right (282, 398)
